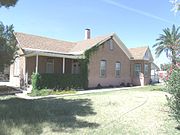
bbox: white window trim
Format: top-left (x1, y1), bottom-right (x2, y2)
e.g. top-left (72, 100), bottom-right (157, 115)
top-left (115, 62), bottom-right (121, 78)
top-left (109, 39), bottom-right (114, 50)
top-left (134, 64), bottom-right (141, 77)
top-left (100, 60), bottom-right (107, 78)
top-left (144, 64), bottom-right (149, 77)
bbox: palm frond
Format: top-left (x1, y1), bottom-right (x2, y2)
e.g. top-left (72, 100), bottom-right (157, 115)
top-left (154, 24), bottom-right (180, 63)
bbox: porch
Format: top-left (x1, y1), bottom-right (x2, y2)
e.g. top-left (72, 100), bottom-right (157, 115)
top-left (25, 55), bottom-right (81, 85)
top-left (131, 60), bottom-right (151, 86)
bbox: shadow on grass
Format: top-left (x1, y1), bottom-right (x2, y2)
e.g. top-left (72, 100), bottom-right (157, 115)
top-left (0, 97), bottom-right (99, 135)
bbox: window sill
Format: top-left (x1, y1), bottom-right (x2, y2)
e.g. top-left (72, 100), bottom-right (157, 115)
top-left (100, 76), bottom-right (106, 78)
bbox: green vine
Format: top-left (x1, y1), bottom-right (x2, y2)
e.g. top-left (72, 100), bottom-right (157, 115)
top-left (79, 43), bottom-right (100, 89)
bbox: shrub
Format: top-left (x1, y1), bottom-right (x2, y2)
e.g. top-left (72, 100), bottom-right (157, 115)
top-left (31, 73), bottom-right (41, 90)
top-left (96, 83), bottom-right (102, 89)
top-left (120, 82), bottom-right (125, 87)
top-left (166, 68), bottom-right (180, 124)
top-left (108, 85), bottom-right (114, 88)
top-left (126, 83), bottom-right (132, 87)
top-left (31, 73), bottom-right (84, 90)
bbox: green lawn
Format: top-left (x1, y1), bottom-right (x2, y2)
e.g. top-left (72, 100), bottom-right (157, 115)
top-left (0, 85), bottom-right (179, 135)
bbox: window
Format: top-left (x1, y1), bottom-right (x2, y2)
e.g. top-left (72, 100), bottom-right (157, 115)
top-left (109, 39), bottom-right (113, 50)
top-left (144, 51), bottom-right (149, 60)
top-left (144, 64), bottom-right (149, 77)
top-left (134, 64), bottom-right (141, 77)
top-left (13, 57), bottom-right (20, 76)
top-left (115, 62), bottom-right (121, 77)
top-left (46, 58), bottom-right (54, 73)
top-left (100, 60), bottom-right (107, 77)
top-left (72, 62), bottom-right (80, 74)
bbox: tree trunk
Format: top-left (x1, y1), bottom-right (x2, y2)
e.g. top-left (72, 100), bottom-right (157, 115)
top-left (172, 50), bottom-right (177, 69)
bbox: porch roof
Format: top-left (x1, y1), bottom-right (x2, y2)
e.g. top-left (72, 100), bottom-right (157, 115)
top-left (23, 49), bottom-right (83, 59)
top-left (129, 46), bottom-right (154, 62)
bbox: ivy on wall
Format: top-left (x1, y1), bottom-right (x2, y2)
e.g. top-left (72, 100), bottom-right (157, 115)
top-left (31, 43), bottom-right (101, 90)
top-left (79, 43), bottom-right (100, 89)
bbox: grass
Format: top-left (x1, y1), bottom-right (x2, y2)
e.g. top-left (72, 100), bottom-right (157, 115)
top-left (0, 85), bottom-right (179, 135)
top-left (28, 89), bottom-right (76, 96)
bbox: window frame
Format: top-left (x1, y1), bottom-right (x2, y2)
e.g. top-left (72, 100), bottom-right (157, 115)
top-left (115, 62), bottom-right (121, 78)
top-left (72, 62), bottom-right (80, 74)
top-left (100, 60), bottom-right (107, 78)
top-left (144, 64), bottom-right (149, 77)
top-left (109, 39), bottom-right (114, 50)
top-left (134, 63), bottom-right (141, 77)
top-left (46, 58), bottom-right (54, 73)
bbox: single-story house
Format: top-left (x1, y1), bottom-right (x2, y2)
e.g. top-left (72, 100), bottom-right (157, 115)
top-left (10, 29), bottom-right (153, 88)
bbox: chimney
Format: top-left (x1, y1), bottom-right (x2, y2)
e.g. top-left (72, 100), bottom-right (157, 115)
top-left (85, 28), bottom-right (91, 39)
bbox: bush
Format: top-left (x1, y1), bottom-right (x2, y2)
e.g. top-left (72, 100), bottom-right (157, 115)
top-left (120, 82), bottom-right (125, 87)
top-left (31, 73), bottom-right (84, 90)
top-left (31, 73), bottom-right (41, 90)
top-left (166, 68), bottom-right (180, 124)
top-left (96, 83), bottom-right (102, 89)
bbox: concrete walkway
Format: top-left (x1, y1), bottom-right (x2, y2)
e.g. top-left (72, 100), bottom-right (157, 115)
top-left (15, 86), bottom-right (145, 100)
top-left (0, 82), bottom-right (13, 86)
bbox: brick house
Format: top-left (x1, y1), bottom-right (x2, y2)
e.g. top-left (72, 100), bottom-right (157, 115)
top-left (10, 29), bottom-right (153, 88)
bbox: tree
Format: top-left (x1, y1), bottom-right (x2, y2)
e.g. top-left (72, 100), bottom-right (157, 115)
top-left (0, 0), bottom-right (18, 8)
top-left (153, 25), bottom-right (180, 67)
top-left (0, 0), bottom-right (18, 72)
top-left (160, 63), bottom-right (171, 71)
top-left (0, 22), bottom-right (18, 72)
top-left (166, 68), bottom-right (180, 127)
top-left (170, 0), bottom-right (180, 13)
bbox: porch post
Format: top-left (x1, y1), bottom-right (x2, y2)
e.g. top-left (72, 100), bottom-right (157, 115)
top-left (24, 56), bottom-right (27, 85)
top-left (35, 54), bottom-right (39, 74)
top-left (63, 57), bottom-right (65, 74)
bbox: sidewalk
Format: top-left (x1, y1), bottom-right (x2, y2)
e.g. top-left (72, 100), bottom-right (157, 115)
top-left (16, 86), bottom-right (144, 100)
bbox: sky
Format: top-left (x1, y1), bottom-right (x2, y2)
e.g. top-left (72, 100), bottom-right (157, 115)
top-left (0, 0), bottom-right (179, 67)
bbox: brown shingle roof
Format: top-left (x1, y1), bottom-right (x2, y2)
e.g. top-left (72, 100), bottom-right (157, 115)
top-left (15, 32), bottom-right (76, 53)
top-left (15, 32), bottom-right (112, 54)
top-left (15, 32), bottom-right (150, 60)
top-left (129, 47), bottom-right (148, 60)
top-left (71, 34), bottom-right (112, 53)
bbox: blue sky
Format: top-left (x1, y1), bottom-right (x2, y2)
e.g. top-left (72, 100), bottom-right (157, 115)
top-left (0, 0), bottom-right (179, 66)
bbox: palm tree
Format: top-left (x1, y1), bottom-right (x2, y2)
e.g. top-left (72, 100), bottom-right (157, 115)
top-left (153, 24), bottom-right (180, 66)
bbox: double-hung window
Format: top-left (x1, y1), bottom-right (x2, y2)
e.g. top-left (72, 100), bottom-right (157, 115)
top-left (109, 39), bottom-right (114, 50)
top-left (100, 60), bottom-right (107, 78)
top-left (134, 64), bottom-right (141, 77)
top-left (46, 58), bottom-right (54, 73)
top-left (115, 62), bottom-right (121, 77)
top-left (144, 64), bottom-right (149, 77)
top-left (72, 62), bottom-right (80, 74)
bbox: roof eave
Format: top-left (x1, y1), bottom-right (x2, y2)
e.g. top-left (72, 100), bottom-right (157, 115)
top-left (23, 48), bottom-right (83, 59)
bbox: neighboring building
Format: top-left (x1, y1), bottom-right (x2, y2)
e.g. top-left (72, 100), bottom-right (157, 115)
top-left (9, 29), bottom-right (154, 88)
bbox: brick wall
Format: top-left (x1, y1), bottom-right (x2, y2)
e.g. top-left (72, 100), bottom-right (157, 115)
top-left (88, 39), bottom-right (131, 88)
